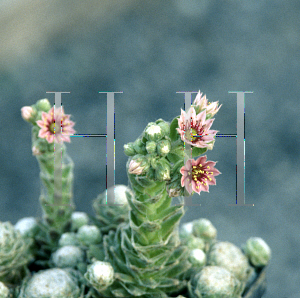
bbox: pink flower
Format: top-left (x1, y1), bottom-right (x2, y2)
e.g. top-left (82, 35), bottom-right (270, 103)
top-left (193, 90), bottom-right (222, 117)
top-left (180, 155), bottom-right (221, 195)
top-left (36, 106), bottom-right (75, 143)
top-left (128, 160), bottom-right (144, 175)
top-left (176, 107), bottom-right (218, 148)
top-left (21, 106), bottom-right (34, 121)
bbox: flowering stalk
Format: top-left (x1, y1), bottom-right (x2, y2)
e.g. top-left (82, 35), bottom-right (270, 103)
top-left (21, 99), bottom-right (76, 245)
top-left (95, 90), bottom-right (222, 297)
top-left (96, 120), bottom-right (192, 298)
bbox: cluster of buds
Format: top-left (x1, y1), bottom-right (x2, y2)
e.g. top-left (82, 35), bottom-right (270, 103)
top-left (125, 119), bottom-right (173, 183)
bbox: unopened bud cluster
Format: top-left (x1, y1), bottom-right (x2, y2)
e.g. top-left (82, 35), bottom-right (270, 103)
top-left (125, 119), bottom-right (174, 182)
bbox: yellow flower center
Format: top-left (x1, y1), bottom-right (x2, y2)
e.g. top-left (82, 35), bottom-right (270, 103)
top-left (186, 128), bottom-right (199, 142)
top-left (192, 164), bottom-right (212, 186)
top-left (49, 123), bottom-right (56, 133)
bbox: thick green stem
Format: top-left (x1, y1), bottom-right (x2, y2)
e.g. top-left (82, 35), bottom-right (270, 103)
top-left (37, 145), bottom-right (74, 235)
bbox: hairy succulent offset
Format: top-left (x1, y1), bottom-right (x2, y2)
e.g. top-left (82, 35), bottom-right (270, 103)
top-left (0, 281), bottom-right (10, 298)
top-left (188, 266), bottom-right (244, 298)
top-left (0, 222), bottom-right (33, 285)
top-left (92, 185), bottom-right (133, 233)
top-left (51, 245), bottom-right (85, 268)
top-left (71, 212), bottom-right (90, 232)
top-left (14, 217), bottom-right (39, 239)
top-left (84, 261), bottom-right (115, 293)
top-left (207, 242), bottom-right (254, 283)
top-left (17, 268), bottom-right (81, 298)
top-left (242, 237), bottom-right (271, 268)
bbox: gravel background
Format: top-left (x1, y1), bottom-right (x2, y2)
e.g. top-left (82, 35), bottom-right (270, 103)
top-left (0, 1), bottom-right (299, 297)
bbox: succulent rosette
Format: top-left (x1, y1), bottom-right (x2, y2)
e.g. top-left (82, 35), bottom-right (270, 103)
top-left (0, 222), bottom-right (33, 284)
top-left (17, 268), bottom-right (82, 298)
top-left (92, 185), bottom-right (133, 234)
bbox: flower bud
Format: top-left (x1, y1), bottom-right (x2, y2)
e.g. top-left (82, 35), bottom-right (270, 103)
top-left (192, 218), bottom-right (217, 241)
top-left (76, 225), bottom-right (102, 246)
top-left (21, 106), bottom-right (35, 122)
top-left (71, 212), bottom-right (89, 231)
top-left (128, 155), bottom-right (150, 175)
top-left (124, 142), bottom-right (136, 156)
top-left (146, 141), bottom-right (157, 154)
top-left (157, 139), bottom-right (171, 156)
top-left (205, 101), bottom-right (222, 118)
top-left (14, 217), bottom-right (39, 238)
top-left (32, 145), bottom-right (42, 156)
top-left (36, 98), bottom-right (51, 112)
top-left (166, 186), bottom-right (184, 197)
top-left (144, 122), bottom-right (163, 142)
top-left (189, 248), bottom-right (206, 269)
top-left (206, 140), bottom-right (215, 151)
top-left (155, 158), bottom-right (171, 181)
top-left (133, 138), bottom-right (147, 155)
top-left (51, 245), bottom-right (84, 268)
top-left (156, 119), bottom-right (170, 136)
top-left (84, 261), bottom-right (114, 292)
top-left (59, 232), bottom-right (79, 247)
top-left (188, 266), bottom-right (244, 298)
top-left (242, 237), bottom-right (271, 267)
top-left (0, 281), bottom-right (9, 298)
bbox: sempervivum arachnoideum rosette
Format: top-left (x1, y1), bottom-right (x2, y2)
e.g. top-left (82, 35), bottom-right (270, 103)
top-left (92, 185), bottom-right (133, 234)
top-left (0, 221), bottom-right (33, 285)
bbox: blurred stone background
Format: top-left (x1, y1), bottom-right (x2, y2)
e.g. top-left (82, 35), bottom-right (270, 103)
top-left (0, 0), bottom-right (299, 297)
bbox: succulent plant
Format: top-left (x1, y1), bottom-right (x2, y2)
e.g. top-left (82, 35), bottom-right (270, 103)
top-left (10, 93), bottom-right (271, 298)
top-left (71, 212), bottom-right (90, 232)
top-left (0, 222), bottom-right (33, 285)
top-left (84, 261), bottom-right (115, 293)
top-left (92, 185), bottom-right (133, 233)
top-left (90, 120), bottom-right (192, 298)
top-left (51, 245), bottom-right (85, 269)
top-left (207, 241), bottom-right (254, 283)
top-left (188, 249), bottom-right (206, 269)
top-left (59, 232), bottom-right (80, 247)
top-left (242, 237), bottom-right (271, 268)
top-left (14, 217), bottom-right (39, 239)
top-left (17, 268), bottom-right (82, 298)
top-left (188, 266), bottom-right (244, 298)
top-left (0, 281), bottom-right (10, 298)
